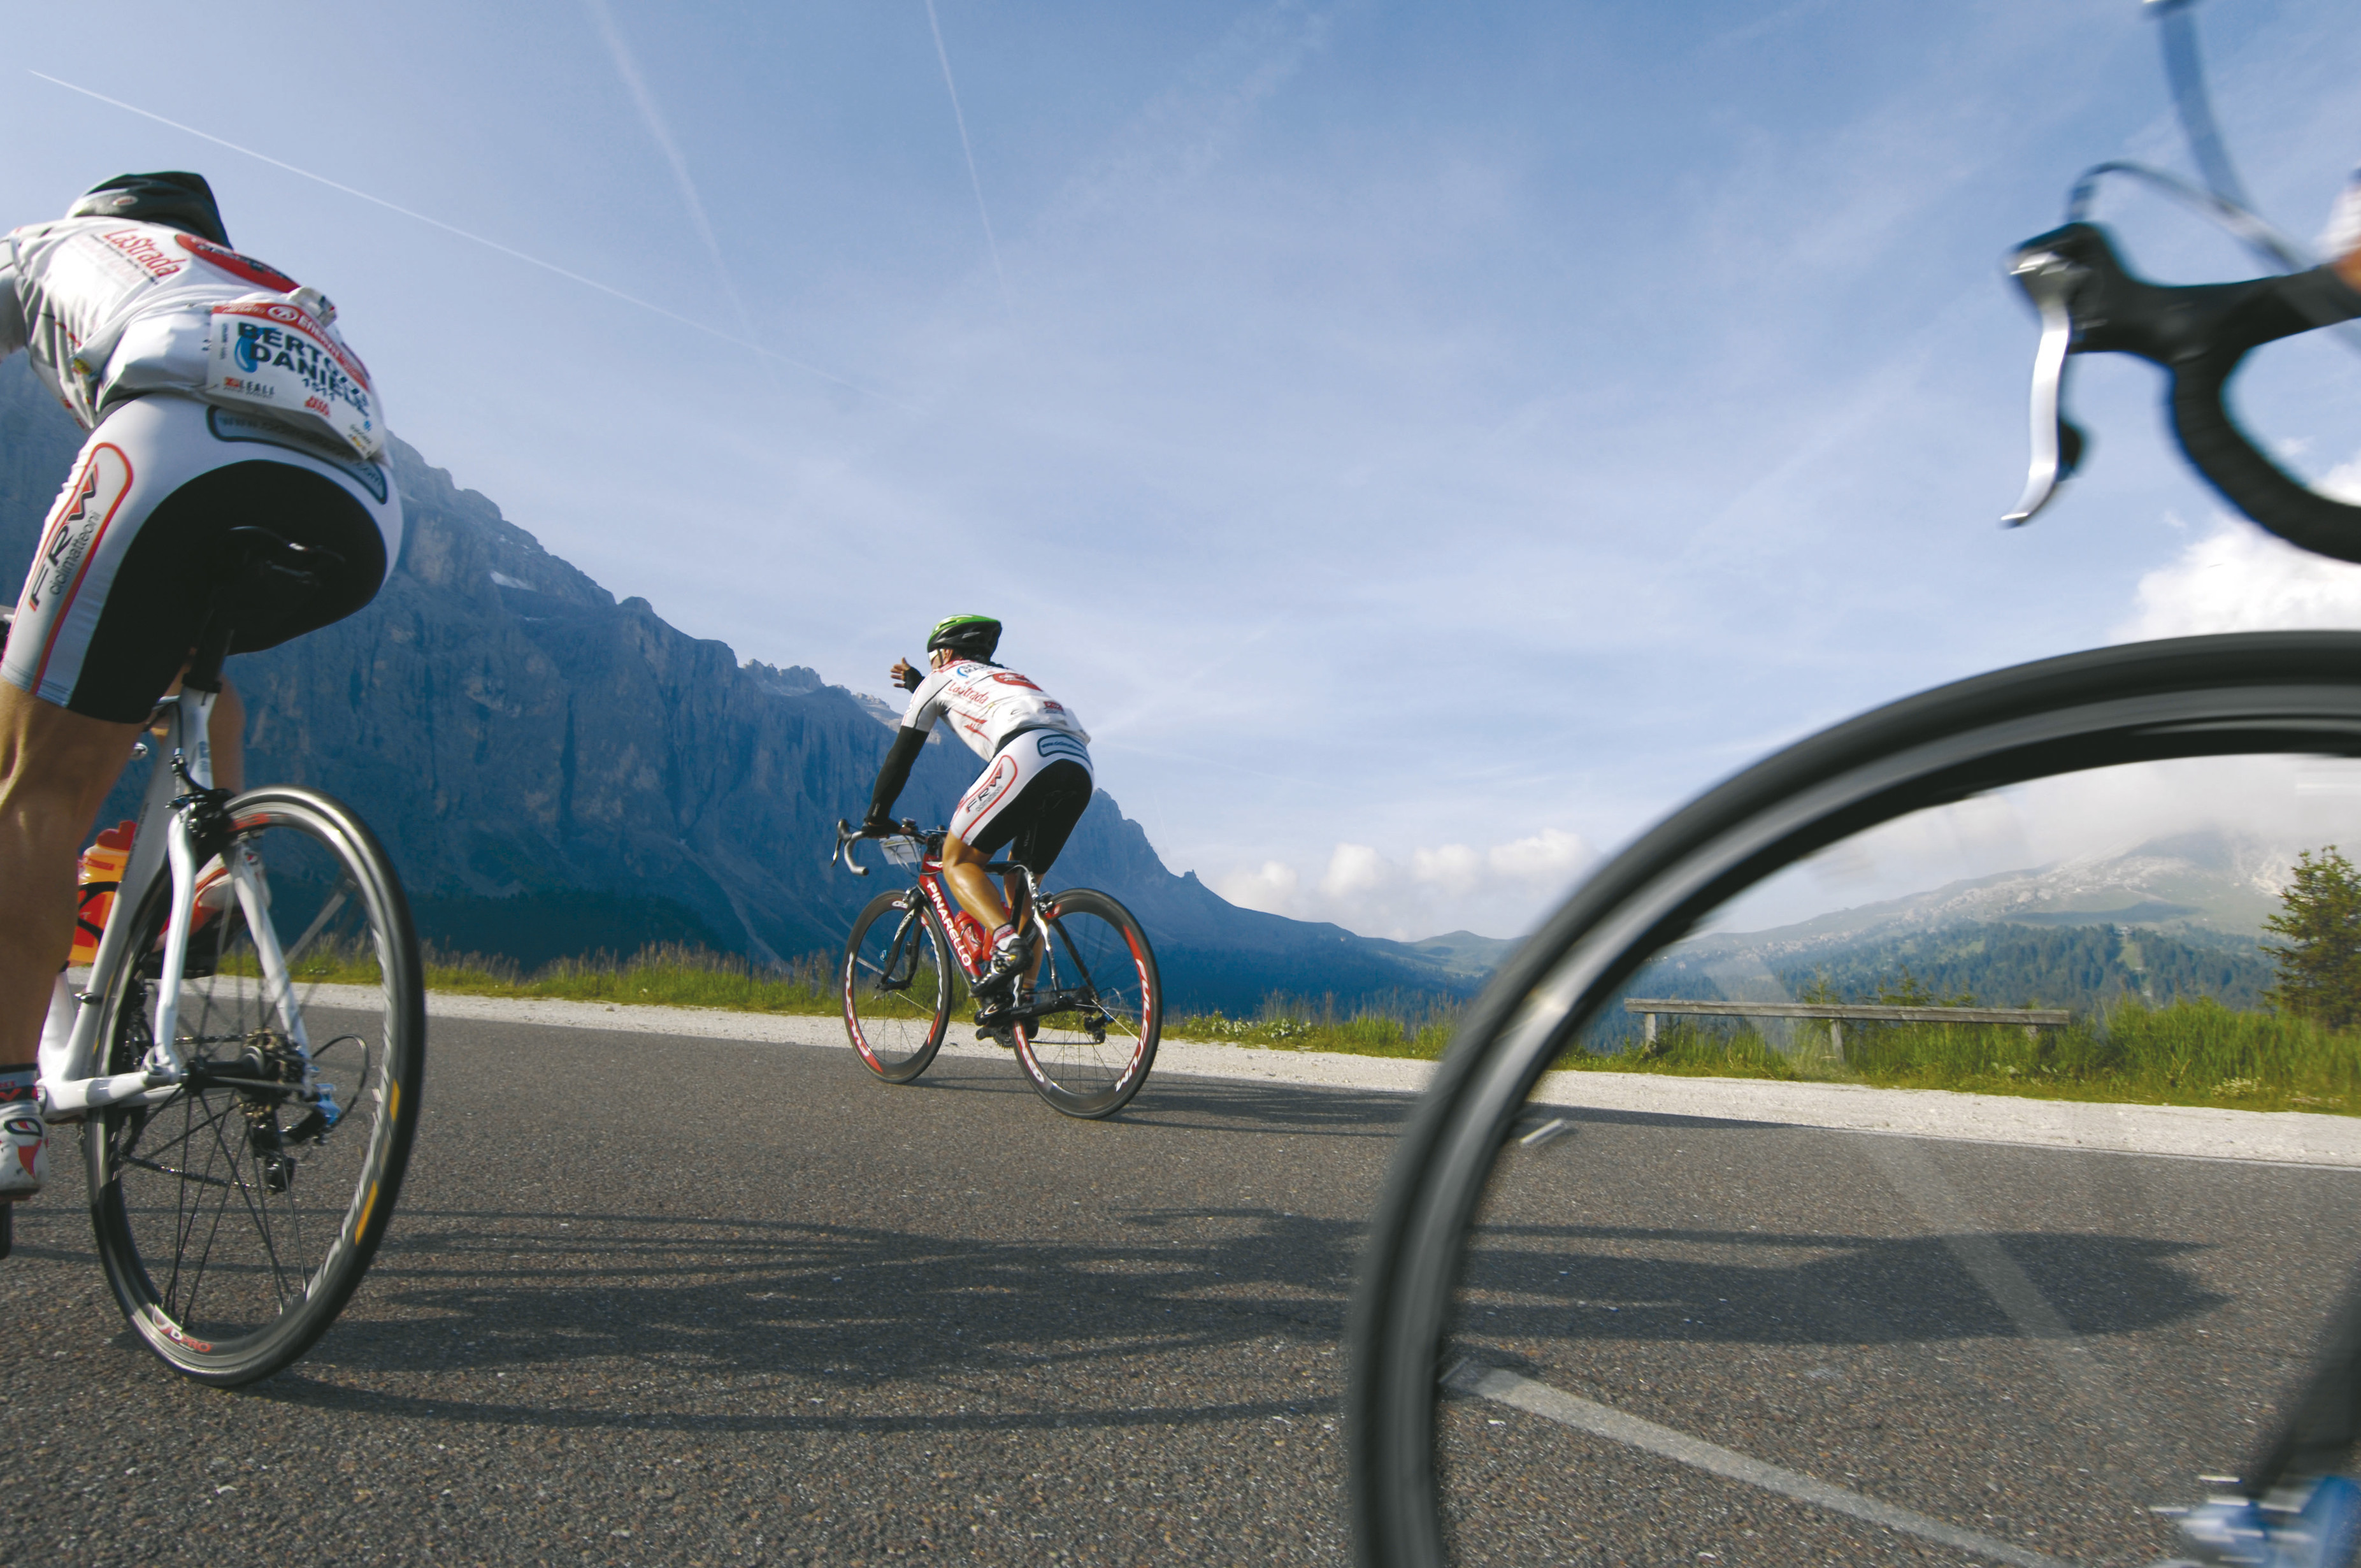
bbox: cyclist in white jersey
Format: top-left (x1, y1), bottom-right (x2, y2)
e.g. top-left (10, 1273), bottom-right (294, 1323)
top-left (0, 173), bottom-right (401, 1200)
top-left (863, 615), bottom-right (1094, 1013)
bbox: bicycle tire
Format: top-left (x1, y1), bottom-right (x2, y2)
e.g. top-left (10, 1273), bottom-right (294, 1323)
top-left (1014, 888), bottom-right (1160, 1119)
top-left (85, 786), bottom-right (425, 1386)
top-left (843, 891), bottom-right (953, 1083)
top-left (1349, 630), bottom-right (2361, 1568)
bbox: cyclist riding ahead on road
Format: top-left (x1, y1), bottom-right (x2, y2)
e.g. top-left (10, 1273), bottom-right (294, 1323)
top-left (0, 173), bottom-right (400, 1202)
top-left (863, 615), bottom-right (1094, 1032)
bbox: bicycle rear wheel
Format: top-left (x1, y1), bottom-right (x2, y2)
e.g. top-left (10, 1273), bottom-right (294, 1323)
top-left (85, 786), bottom-right (424, 1386)
top-left (1351, 632), bottom-right (2361, 1567)
top-left (844, 891), bottom-right (953, 1082)
top-left (1015, 888), bottom-right (1160, 1119)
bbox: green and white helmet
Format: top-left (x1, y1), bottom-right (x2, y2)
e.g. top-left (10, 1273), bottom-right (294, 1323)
top-left (926, 614), bottom-right (1001, 660)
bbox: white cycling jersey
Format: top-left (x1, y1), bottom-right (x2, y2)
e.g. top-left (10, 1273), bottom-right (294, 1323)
top-left (0, 216), bottom-right (382, 457)
top-left (901, 659), bottom-right (1091, 760)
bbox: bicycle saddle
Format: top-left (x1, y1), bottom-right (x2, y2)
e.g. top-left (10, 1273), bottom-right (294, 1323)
top-left (184, 526), bottom-right (348, 691)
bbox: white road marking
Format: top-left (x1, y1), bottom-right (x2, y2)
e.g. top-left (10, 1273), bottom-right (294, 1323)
top-left (1519, 1118), bottom-right (1573, 1149)
top-left (1444, 1360), bottom-right (2078, 1568)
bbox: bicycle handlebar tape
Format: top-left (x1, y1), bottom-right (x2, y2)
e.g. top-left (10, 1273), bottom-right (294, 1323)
top-left (2018, 222), bottom-right (2361, 565)
top-left (2169, 266), bottom-right (2361, 564)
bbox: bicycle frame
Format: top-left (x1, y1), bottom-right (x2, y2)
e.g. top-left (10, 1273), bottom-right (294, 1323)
top-left (917, 854), bottom-right (1041, 985)
top-left (41, 684), bottom-right (314, 1119)
top-left (840, 824), bottom-right (1044, 984)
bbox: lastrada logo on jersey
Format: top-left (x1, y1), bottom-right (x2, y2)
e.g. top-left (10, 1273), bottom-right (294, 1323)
top-left (96, 228), bottom-right (185, 282)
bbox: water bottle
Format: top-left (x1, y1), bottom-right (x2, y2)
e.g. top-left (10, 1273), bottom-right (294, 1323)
top-left (69, 821), bottom-right (136, 965)
top-left (951, 910), bottom-right (988, 968)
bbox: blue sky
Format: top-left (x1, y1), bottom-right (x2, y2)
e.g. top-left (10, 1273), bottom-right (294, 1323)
top-left (10, 0), bottom-right (2361, 940)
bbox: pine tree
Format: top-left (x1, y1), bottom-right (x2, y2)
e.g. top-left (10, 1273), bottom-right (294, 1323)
top-left (2262, 847), bottom-right (2361, 1028)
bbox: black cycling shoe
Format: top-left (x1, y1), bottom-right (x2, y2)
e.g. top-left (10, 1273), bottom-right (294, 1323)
top-left (974, 987), bottom-right (1035, 1048)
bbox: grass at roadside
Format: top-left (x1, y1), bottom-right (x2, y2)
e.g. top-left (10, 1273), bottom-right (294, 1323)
top-left (425, 944), bottom-right (840, 1012)
top-left (1584, 1002), bottom-right (2361, 1116)
top-left (338, 943), bottom-right (2361, 1116)
top-left (269, 942), bottom-right (843, 1014)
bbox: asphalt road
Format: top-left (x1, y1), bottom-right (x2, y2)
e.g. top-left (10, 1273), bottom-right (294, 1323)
top-left (2, 1015), bottom-right (1396, 1567)
top-left (4, 1014), bottom-right (2358, 1567)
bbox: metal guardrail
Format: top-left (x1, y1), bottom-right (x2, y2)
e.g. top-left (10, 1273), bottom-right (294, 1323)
top-left (1623, 997), bottom-right (2072, 1051)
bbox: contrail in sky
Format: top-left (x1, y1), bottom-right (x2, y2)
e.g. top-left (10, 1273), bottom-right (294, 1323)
top-left (27, 69), bottom-right (908, 409)
top-left (579, 0), bottom-right (766, 352)
top-left (923, 0), bottom-right (1012, 311)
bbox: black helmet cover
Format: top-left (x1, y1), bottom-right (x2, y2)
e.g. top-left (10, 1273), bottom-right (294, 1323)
top-left (67, 172), bottom-right (230, 247)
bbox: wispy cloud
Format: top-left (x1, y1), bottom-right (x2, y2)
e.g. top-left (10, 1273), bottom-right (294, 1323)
top-left (1039, 0), bottom-right (1338, 235)
top-left (25, 68), bottom-right (905, 408)
top-left (581, 0), bottom-right (763, 347)
top-left (923, 0), bottom-right (1010, 312)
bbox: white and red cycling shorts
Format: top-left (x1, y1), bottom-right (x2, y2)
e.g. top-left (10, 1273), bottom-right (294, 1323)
top-left (3, 393), bottom-right (400, 723)
top-left (949, 728), bottom-right (1094, 875)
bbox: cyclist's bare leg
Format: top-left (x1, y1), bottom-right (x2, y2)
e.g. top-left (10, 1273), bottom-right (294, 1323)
top-left (0, 685), bottom-right (143, 1070)
top-left (941, 832), bottom-right (1012, 931)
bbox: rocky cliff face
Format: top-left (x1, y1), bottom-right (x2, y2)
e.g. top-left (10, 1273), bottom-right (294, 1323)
top-left (0, 357), bottom-right (1479, 1009)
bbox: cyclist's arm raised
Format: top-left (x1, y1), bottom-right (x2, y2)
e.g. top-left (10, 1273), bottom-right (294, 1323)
top-left (865, 726), bottom-right (928, 833)
top-left (865, 650), bottom-right (955, 832)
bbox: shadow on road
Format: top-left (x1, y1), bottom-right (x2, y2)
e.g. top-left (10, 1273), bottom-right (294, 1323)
top-left (243, 1193), bottom-right (2227, 1436)
top-left (1456, 1220), bottom-right (2225, 1346)
top-left (1108, 1075), bottom-right (1417, 1139)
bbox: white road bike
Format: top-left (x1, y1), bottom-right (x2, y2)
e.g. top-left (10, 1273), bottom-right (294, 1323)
top-left (1, 526), bottom-right (425, 1386)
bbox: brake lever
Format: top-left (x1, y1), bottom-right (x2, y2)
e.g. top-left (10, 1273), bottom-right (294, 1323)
top-left (1996, 220), bottom-right (2361, 559)
top-left (2002, 245), bottom-right (2090, 527)
top-left (833, 819), bottom-right (870, 877)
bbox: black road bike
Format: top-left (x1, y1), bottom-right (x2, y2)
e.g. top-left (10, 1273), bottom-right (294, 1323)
top-left (1351, 4), bottom-right (2361, 1564)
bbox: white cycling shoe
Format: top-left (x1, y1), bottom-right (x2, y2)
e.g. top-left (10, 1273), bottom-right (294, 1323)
top-left (2171, 1476), bottom-right (2361, 1568)
top-left (0, 1100), bottom-right (45, 1202)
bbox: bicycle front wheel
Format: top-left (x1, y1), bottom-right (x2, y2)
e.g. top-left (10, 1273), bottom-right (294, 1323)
top-left (1015, 888), bottom-right (1160, 1118)
top-left (86, 786), bottom-right (425, 1386)
top-left (844, 891), bottom-right (953, 1082)
top-left (1350, 631), bottom-right (2361, 1567)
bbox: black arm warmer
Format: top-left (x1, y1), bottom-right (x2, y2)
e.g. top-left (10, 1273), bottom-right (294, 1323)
top-left (866, 727), bottom-right (929, 822)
